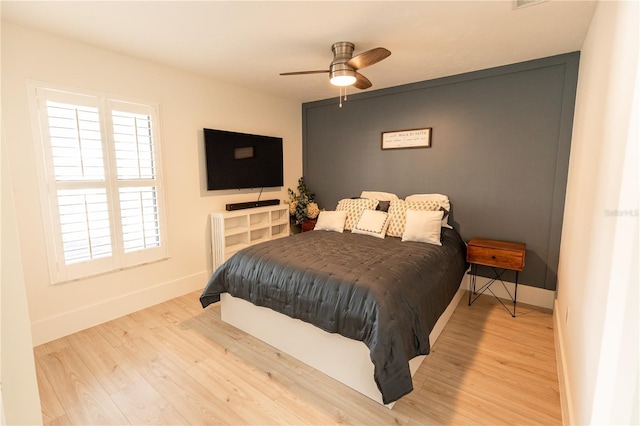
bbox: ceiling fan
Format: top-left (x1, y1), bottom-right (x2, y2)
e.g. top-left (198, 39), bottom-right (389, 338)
top-left (280, 41), bottom-right (391, 90)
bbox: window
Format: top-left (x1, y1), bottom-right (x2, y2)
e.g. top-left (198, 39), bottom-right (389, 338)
top-left (30, 84), bottom-right (168, 283)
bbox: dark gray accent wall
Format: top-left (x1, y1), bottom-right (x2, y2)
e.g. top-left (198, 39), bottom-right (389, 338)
top-left (302, 53), bottom-right (579, 291)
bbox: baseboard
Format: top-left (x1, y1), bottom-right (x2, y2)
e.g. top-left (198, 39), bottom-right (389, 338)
top-left (554, 299), bottom-right (574, 425)
top-left (30, 271), bottom-right (207, 346)
top-left (465, 273), bottom-right (556, 310)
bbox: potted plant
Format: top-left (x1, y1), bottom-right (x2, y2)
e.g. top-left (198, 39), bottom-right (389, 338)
top-left (288, 177), bottom-right (320, 231)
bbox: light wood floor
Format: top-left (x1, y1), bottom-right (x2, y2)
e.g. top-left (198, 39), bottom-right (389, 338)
top-left (34, 291), bottom-right (562, 425)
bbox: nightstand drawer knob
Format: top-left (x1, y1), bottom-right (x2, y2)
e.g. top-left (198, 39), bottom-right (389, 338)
top-left (491, 255), bottom-right (496, 260)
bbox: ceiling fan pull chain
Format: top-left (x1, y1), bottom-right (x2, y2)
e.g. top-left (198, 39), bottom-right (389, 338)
top-left (339, 87), bottom-right (343, 108)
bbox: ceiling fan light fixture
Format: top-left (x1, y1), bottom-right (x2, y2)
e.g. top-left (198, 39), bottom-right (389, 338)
top-left (330, 62), bottom-right (357, 86)
top-left (330, 72), bottom-right (357, 86)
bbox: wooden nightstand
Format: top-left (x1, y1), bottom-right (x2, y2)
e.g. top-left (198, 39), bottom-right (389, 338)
top-left (467, 238), bottom-right (526, 317)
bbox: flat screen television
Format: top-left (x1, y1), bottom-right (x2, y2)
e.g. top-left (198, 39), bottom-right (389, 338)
top-left (204, 128), bottom-right (284, 190)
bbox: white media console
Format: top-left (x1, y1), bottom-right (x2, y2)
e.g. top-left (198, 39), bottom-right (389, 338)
top-left (210, 204), bottom-right (289, 271)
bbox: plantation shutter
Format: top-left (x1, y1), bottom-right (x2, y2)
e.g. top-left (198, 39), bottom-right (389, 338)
top-left (109, 101), bottom-right (165, 267)
top-left (33, 86), bottom-right (168, 283)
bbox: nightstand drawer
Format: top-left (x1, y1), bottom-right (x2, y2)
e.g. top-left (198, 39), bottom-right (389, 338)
top-left (466, 238), bottom-right (526, 271)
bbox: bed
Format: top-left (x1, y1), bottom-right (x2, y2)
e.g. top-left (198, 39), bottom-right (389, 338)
top-left (200, 200), bottom-right (468, 405)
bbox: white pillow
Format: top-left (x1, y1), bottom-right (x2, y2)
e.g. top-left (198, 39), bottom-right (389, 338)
top-left (335, 198), bottom-right (378, 230)
top-left (313, 211), bottom-right (347, 233)
top-left (405, 193), bottom-right (449, 202)
top-left (352, 209), bottom-right (390, 239)
top-left (405, 193), bottom-right (452, 229)
top-left (402, 210), bottom-right (444, 245)
top-left (360, 191), bottom-right (399, 202)
top-left (387, 199), bottom-right (443, 237)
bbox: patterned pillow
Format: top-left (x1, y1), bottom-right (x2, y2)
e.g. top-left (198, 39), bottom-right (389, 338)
top-left (336, 198), bottom-right (378, 230)
top-left (386, 199), bottom-right (442, 237)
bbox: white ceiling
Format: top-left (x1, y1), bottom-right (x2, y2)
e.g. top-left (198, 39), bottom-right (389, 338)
top-left (2, 1), bottom-right (597, 103)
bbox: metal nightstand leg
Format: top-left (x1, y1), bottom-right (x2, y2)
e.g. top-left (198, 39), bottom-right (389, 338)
top-left (513, 271), bottom-right (518, 317)
top-left (468, 263), bottom-right (477, 306)
top-left (468, 265), bottom-right (518, 317)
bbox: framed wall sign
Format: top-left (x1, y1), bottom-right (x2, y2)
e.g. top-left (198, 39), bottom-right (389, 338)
top-left (381, 127), bottom-right (432, 150)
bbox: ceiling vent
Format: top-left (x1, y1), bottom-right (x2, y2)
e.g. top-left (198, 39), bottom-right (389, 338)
top-left (513, 0), bottom-right (546, 9)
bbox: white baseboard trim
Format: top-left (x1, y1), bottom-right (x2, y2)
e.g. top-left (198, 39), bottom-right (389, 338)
top-left (465, 272), bottom-right (556, 310)
top-left (30, 271), bottom-right (207, 346)
top-left (554, 299), bottom-right (573, 425)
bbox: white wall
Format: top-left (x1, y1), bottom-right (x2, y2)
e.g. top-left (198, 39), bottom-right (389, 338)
top-left (1, 21), bottom-right (302, 346)
top-left (556, 1), bottom-right (639, 424)
top-left (1, 134), bottom-right (43, 425)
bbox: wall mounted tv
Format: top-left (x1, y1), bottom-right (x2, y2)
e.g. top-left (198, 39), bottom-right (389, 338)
top-left (204, 128), bottom-right (284, 191)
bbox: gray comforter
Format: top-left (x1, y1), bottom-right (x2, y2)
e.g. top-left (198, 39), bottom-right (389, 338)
top-left (200, 228), bottom-right (467, 404)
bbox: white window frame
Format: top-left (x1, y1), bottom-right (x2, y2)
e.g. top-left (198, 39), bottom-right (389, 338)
top-left (28, 81), bottom-right (169, 284)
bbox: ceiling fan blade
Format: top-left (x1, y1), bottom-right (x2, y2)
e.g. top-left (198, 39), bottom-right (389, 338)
top-left (279, 70), bottom-right (329, 76)
top-left (347, 47), bottom-right (391, 70)
top-left (353, 72), bottom-right (372, 90)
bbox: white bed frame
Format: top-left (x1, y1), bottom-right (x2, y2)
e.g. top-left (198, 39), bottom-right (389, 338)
top-left (220, 278), bottom-right (466, 407)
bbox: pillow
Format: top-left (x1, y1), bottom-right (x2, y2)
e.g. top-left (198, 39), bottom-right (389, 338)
top-left (336, 198), bottom-right (378, 230)
top-left (352, 209), bottom-right (390, 239)
top-left (313, 211), bottom-right (347, 233)
top-left (386, 199), bottom-right (443, 237)
top-left (402, 210), bottom-right (444, 245)
top-left (438, 206), bottom-right (451, 228)
top-left (405, 193), bottom-right (452, 228)
top-left (405, 193), bottom-right (450, 203)
top-left (360, 191), bottom-right (399, 202)
top-left (386, 199), bottom-right (407, 237)
top-left (376, 200), bottom-right (391, 213)
top-left (348, 197), bottom-right (390, 212)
